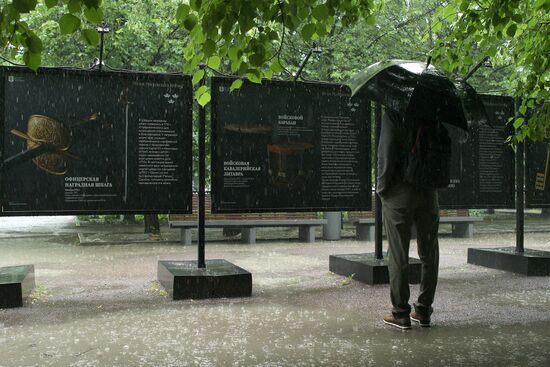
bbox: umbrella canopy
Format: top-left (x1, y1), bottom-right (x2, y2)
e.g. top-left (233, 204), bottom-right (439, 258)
top-left (346, 59), bottom-right (487, 130)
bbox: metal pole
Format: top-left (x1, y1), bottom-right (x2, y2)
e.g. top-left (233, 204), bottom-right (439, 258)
top-left (374, 103), bottom-right (383, 259)
top-left (293, 49), bottom-right (312, 82)
top-left (516, 136), bottom-right (525, 254)
top-left (198, 65), bottom-right (207, 268)
top-left (98, 31), bottom-right (104, 72)
top-left (293, 43), bottom-right (321, 82)
top-left (96, 24), bottom-right (109, 72)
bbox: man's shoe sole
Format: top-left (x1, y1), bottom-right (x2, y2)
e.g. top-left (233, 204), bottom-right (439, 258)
top-left (383, 319), bottom-right (412, 330)
top-left (410, 316), bottom-right (431, 327)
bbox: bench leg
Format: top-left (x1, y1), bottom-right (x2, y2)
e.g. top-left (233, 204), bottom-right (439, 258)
top-left (452, 223), bottom-right (474, 238)
top-left (299, 226), bottom-right (315, 243)
top-left (181, 228), bottom-right (192, 245)
top-left (241, 228), bottom-right (256, 244)
top-left (356, 224), bottom-right (375, 241)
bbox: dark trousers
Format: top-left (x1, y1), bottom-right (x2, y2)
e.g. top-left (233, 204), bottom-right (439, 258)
top-left (380, 182), bottom-right (440, 317)
top-left (144, 214), bottom-right (160, 235)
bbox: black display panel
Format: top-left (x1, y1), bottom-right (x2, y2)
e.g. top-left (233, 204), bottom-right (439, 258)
top-left (526, 123), bottom-right (550, 207)
top-left (211, 77), bottom-right (371, 212)
top-left (439, 95), bottom-right (515, 209)
top-left (0, 67), bottom-right (193, 215)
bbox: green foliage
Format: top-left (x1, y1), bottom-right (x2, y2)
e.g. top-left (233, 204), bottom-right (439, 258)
top-left (432, 0), bottom-right (550, 142)
top-left (279, 0), bottom-right (440, 83)
top-left (80, 27), bottom-right (99, 45)
top-left (177, 0), bottom-right (377, 103)
top-left (0, 0), bottom-right (103, 69)
top-left (148, 281), bottom-right (169, 298)
top-left (59, 13), bottom-right (81, 34)
top-left (341, 273), bottom-right (355, 286)
top-left (29, 285), bottom-right (50, 304)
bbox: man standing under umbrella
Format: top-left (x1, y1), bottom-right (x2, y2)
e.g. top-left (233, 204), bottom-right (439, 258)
top-left (378, 99), bottom-right (450, 330)
top-left (347, 59), bottom-right (482, 329)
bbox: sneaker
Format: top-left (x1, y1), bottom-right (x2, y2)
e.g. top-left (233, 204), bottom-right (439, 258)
top-left (410, 311), bottom-right (431, 327)
top-left (383, 314), bottom-right (411, 330)
top-left (148, 233), bottom-right (161, 241)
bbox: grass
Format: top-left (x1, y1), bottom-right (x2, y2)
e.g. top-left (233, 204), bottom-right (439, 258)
top-left (341, 273), bottom-right (355, 286)
top-left (148, 281), bottom-right (169, 298)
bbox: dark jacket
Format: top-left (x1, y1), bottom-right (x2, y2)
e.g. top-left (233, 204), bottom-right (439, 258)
top-left (376, 110), bottom-right (409, 196)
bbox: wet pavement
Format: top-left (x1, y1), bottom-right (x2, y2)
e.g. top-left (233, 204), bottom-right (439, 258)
top-left (1, 215), bottom-right (550, 366)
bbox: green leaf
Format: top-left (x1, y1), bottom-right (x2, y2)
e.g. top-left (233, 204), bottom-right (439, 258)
top-left (366, 15), bottom-right (376, 26)
top-left (190, 0), bottom-right (202, 11)
top-left (196, 85), bottom-right (208, 97)
top-left (246, 69), bottom-right (262, 84)
top-left (84, 6), bottom-right (103, 23)
top-left (512, 14), bottom-right (522, 23)
top-left (263, 68), bottom-right (273, 79)
top-left (203, 39), bottom-right (216, 57)
top-left (513, 117), bottom-right (524, 129)
top-left (488, 46), bottom-right (497, 57)
top-left (228, 46), bottom-right (239, 61)
top-left (238, 62), bottom-right (249, 75)
top-left (207, 55), bottom-right (221, 69)
top-left (248, 53), bottom-right (263, 67)
top-left (297, 5), bottom-right (309, 20)
top-left (301, 23), bottom-right (316, 41)
top-left (519, 105), bottom-right (527, 114)
top-left (67, 0), bottom-right (81, 13)
top-left (183, 14), bottom-right (198, 31)
top-left (23, 51), bottom-right (41, 70)
top-left (81, 28), bottom-right (100, 46)
top-left (506, 24), bottom-right (517, 38)
top-left (311, 4), bottom-right (329, 21)
top-left (229, 79), bottom-right (243, 92)
top-left (197, 91), bottom-right (211, 106)
top-left (534, 0), bottom-right (546, 9)
top-left (316, 22), bottom-right (326, 37)
top-left (59, 14), bottom-right (81, 34)
top-left (45, 0), bottom-right (57, 8)
top-left (13, 0), bottom-right (37, 13)
top-left (230, 59), bottom-right (241, 72)
top-left (25, 34), bottom-right (43, 53)
top-left (83, 0), bottom-right (101, 7)
top-left (192, 69), bottom-right (205, 85)
top-left (441, 4), bottom-right (455, 19)
top-left (270, 60), bottom-right (284, 73)
top-left (176, 4), bottom-right (190, 22)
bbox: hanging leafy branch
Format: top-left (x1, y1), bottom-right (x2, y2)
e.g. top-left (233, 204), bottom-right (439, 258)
top-left (0, 0), bottom-right (104, 70)
top-left (175, 0), bottom-right (377, 106)
top-left (431, 0), bottom-right (550, 142)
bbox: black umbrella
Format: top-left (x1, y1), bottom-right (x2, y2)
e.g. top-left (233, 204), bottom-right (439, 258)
top-left (346, 59), bottom-right (488, 130)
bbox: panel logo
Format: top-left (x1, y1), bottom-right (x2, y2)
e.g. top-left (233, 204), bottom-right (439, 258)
top-left (8, 76), bottom-right (14, 83)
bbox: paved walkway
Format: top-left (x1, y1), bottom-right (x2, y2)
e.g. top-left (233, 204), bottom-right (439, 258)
top-left (0, 215), bottom-right (549, 366)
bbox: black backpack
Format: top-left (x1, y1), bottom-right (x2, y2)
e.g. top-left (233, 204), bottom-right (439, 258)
top-left (403, 120), bottom-right (452, 189)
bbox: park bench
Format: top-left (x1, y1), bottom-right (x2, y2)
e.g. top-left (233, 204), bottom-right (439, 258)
top-left (169, 194), bottom-right (327, 245)
top-left (349, 198), bottom-right (483, 240)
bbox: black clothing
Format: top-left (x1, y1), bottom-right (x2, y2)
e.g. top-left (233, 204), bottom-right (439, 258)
top-left (376, 110), bottom-right (408, 196)
top-left (377, 109), bottom-right (441, 318)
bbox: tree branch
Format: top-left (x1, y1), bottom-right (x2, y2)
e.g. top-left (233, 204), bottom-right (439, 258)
top-left (149, 25), bottom-right (180, 66)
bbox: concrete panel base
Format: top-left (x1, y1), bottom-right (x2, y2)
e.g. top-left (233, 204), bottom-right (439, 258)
top-left (158, 260), bottom-right (252, 300)
top-left (468, 247), bottom-right (550, 276)
top-left (329, 253), bottom-right (421, 285)
top-left (0, 265), bottom-right (35, 308)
